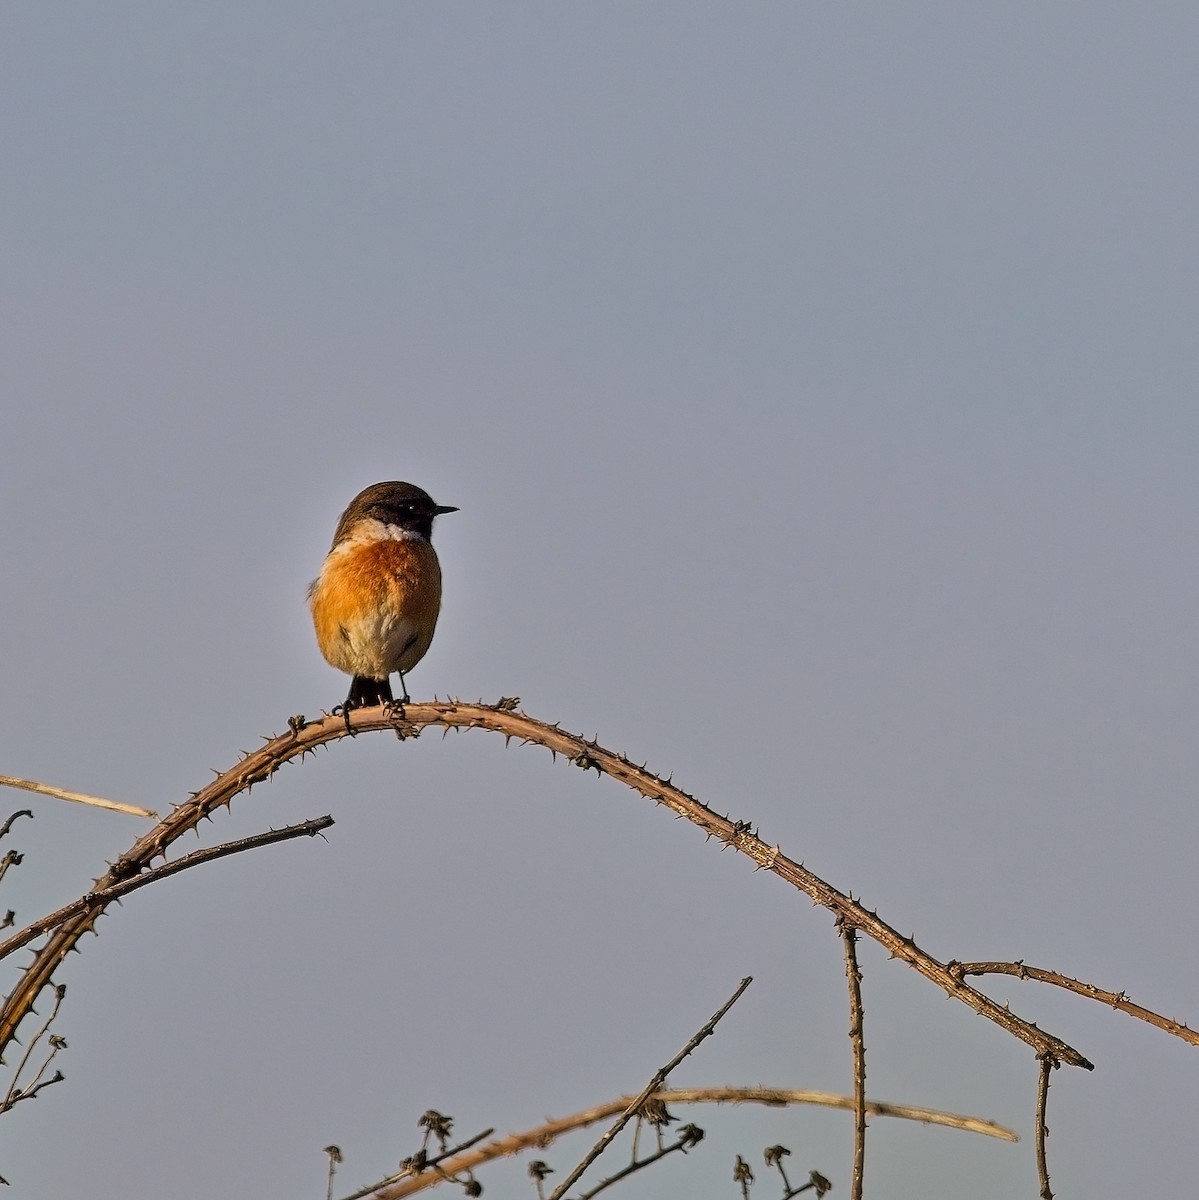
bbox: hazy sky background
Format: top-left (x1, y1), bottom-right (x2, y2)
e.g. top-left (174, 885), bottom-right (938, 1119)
top-left (3, 4), bottom-right (1198, 1197)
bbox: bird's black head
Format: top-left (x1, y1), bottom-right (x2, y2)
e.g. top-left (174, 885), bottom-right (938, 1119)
top-left (332, 481), bottom-right (458, 545)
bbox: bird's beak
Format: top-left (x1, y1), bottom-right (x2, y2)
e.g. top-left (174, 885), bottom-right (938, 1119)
top-left (435, 505), bottom-right (459, 515)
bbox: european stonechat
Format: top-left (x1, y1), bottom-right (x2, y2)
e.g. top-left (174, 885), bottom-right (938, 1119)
top-left (309, 481), bottom-right (457, 712)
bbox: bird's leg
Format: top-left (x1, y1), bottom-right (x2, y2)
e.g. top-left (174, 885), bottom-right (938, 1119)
top-left (381, 673), bottom-right (407, 719)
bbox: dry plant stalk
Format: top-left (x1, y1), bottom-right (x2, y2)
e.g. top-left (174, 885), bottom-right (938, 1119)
top-left (0, 774), bottom-right (156, 819)
top-left (359, 1086), bottom-right (1016, 1200)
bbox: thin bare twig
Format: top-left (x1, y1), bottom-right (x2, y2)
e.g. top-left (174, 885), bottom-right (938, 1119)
top-left (1035, 1053), bottom-right (1057, 1199)
top-left (0, 811), bottom-right (33, 842)
top-left (0, 775), bottom-right (156, 819)
top-left (766, 1147), bottom-right (834, 1198)
top-left (0, 816), bottom-right (334, 964)
top-left (734, 1153), bottom-right (754, 1198)
top-left (765, 1145), bottom-right (793, 1194)
top-left (840, 921), bottom-right (866, 1200)
top-left (951, 960), bottom-right (1199, 1047)
top-left (577, 1124), bottom-right (703, 1200)
top-left (546, 977), bottom-right (753, 1200)
top-left (0, 851), bottom-right (22, 888)
top-left (338, 1128), bottom-right (495, 1200)
top-left (2, 984), bottom-right (66, 1111)
top-left (325, 1146), bottom-right (343, 1200)
top-left (629, 1113), bottom-right (643, 1163)
top-left (7, 1067), bottom-right (63, 1106)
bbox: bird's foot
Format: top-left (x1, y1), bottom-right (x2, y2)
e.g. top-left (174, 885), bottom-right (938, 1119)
top-left (332, 702), bottom-right (357, 737)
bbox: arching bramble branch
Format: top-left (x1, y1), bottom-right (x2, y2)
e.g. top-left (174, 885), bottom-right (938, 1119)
top-left (0, 701), bottom-right (1096, 1069)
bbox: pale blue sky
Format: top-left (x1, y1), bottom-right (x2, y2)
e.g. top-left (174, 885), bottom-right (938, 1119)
top-left (3, 5), bottom-right (1198, 1197)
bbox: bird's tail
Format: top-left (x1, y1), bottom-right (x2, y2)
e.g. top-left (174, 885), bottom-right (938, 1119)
top-left (346, 675), bottom-right (394, 708)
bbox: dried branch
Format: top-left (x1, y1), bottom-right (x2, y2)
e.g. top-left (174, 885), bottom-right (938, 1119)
top-left (0, 851), bottom-right (22, 888)
top-left (546, 976), bottom-right (752, 1200)
top-left (764, 1144), bottom-right (793, 1194)
top-left (0, 817), bottom-right (334, 964)
top-left (951, 960), bottom-right (1199, 1047)
top-left (325, 1146), bottom-right (343, 1200)
top-left (0, 811), bottom-right (33, 843)
top-left (338, 1127), bottom-right (495, 1200)
top-left (358, 1085), bottom-right (1014, 1199)
top-left (840, 921), bottom-right (866, 1200)
top-left (576, 1122), bottom-right (703, 1200)
top-left (529, 1159), bottom-right (553, 1200)
top-left (1035, 1053), bottom-right (1058, 1199)
top-left (0, 775), bottom-right (156, 819)
top-left (0, 702), bottom-right (1099, 1070)
top-left (734, 1153), bottom-right (754, 1198)
top-left (7, 1067), bottom-right (63, 1107)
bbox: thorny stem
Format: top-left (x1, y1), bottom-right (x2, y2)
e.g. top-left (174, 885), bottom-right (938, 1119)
top-left (0, 703), bottom-right (1097, 1073)
top-left (0, 707), bottom-right (1096, 1070)
top-left (353, 706), bottom-right (1096, 1068)
top-left (1035, 1053), bottom-right (1057, 1200)
top-left (840, 922), bottom-right (866, 1200)
top-left (951, 960), bottom-right (1199, 1047)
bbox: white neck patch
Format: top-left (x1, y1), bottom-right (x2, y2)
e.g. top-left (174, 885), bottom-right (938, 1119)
top-left (340, 518), bottom-right (423, 546)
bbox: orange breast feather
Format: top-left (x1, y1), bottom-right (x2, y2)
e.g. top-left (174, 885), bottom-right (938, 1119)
top-left (310, 537), bottom-right (442, 678)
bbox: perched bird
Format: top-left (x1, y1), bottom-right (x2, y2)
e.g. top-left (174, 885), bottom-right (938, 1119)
top-left (309, 481), bottom-right (457, 713)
